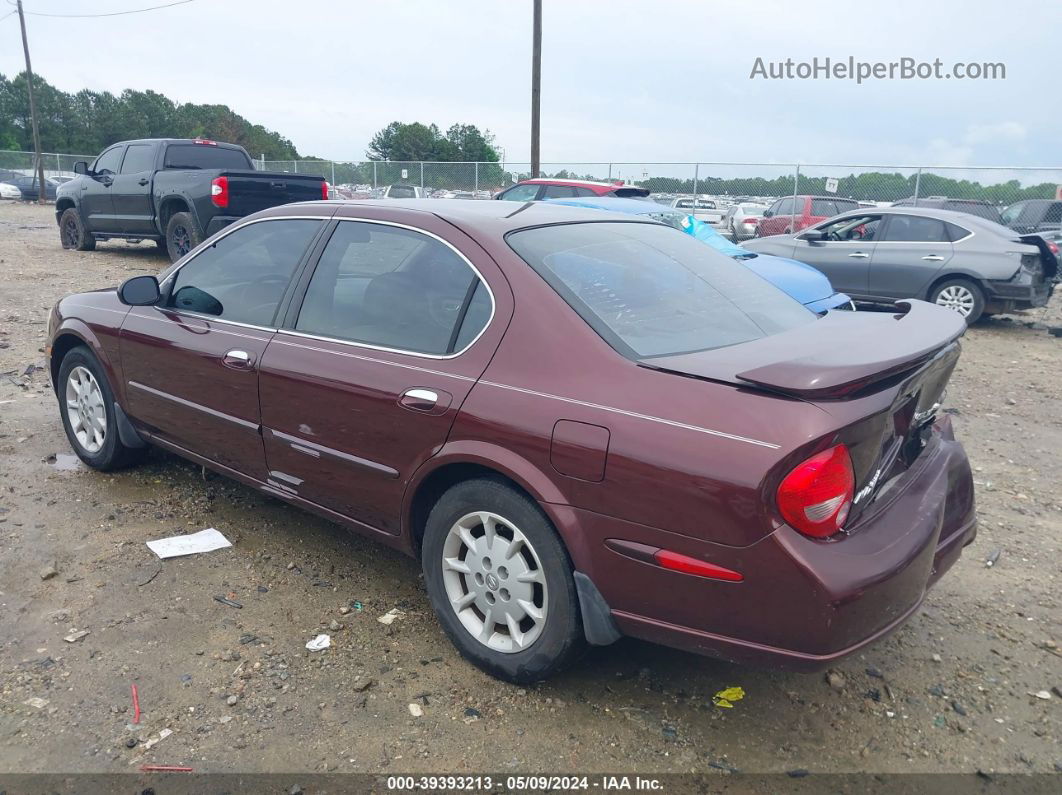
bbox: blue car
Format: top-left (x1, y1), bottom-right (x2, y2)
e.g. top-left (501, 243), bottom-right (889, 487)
top-left (546, 196), bottom-right (852, 313)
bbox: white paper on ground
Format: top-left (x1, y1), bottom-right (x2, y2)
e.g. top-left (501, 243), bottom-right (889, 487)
top-left (146, 528), bottom-right (232, 559)
top-left (306, 634), bottom-right (331, 651)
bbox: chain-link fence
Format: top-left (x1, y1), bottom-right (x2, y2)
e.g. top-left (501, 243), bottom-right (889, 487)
top-left (4, 151), bottom-right (1061, 215)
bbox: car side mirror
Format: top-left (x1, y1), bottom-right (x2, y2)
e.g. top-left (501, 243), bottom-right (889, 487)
top-left (763, 209), bottom-right (773, 217)
top-left (117, 275), bottom-right (161, 306)
top-left (800, 229), bottom-right (826, 242)
top-left (73, 161), bottom-right (90, 176)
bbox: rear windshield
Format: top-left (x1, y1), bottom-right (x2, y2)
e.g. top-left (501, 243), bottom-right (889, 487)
top-left (507, 222), bottom-right (813, 358)
top-left (388, 185), bottom-right (418, 198)
top-left (162, 144), bottom-right (251, 170)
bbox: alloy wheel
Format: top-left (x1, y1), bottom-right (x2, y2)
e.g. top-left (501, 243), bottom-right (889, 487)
top-left (65, 365), bottom-right (107, 453)
top-left (61, 217), bottom-right (79, 247)
top-left (935, 284), bottom-right (975, 317)
top-left (440, 511), bottom-right (548, 653)
top-left (172, 225), bottom-right (192, 256)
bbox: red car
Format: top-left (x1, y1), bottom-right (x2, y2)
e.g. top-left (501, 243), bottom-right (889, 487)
top-left (47, 200), bottom-right (976, 683)
top-left (494, 177), bottom-right (649, 202)
top-left (756, 195), bottom-right (861, 237)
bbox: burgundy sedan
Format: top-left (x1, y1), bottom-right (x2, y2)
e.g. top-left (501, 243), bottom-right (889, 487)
top-left (46, 200), bottom-right (976, 682)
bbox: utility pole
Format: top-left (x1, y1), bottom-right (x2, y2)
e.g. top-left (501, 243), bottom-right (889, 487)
top-left (530, 0), bottom-right (541, 178)
top-left (16, 0), bottom-right (47, 205)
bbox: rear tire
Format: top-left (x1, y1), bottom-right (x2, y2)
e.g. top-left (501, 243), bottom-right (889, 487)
top-left (165, 211), bottom-right (202, 262)
top-left (929, 278), bottom-right (985, 324)
top-left (421, 478), bottom-right (585, 683)
top-left (57, 346), bottom-right (146, 471)
top-left (58, 208), bottom-right (96, 251)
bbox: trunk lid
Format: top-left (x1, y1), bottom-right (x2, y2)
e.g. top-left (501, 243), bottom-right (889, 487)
top-left (219, 170), bottom-right (325, 216)
top-left (640, 300), bottom-right (966, 525)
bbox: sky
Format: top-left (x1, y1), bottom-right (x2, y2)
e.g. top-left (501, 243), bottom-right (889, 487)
top-left (1, 0), bottom-right (1058, 170)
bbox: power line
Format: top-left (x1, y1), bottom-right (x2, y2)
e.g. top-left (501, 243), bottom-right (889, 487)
top-left (17, 0), bottom-right (196, 18)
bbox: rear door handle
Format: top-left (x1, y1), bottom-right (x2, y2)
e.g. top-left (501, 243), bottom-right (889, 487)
top-left (400, 388), bottom-right (438, 411)
top-left (921, 255), bottom-right (945, 261)
top-left (848, 252), bottom-right (870, 258)
top-left (222, 349), bottom-right (255, 370)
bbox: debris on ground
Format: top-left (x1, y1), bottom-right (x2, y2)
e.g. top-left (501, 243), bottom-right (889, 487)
top-left (131, 683), bottom-right (141, 724)
top-left (63, 629), bottom-right (90, 643)
top-left (139, 728), bottom-right (173, 752)
top-left (39, 562), bottom-right (58, 580)
top-left (377, 608), bottom-right (404, 625)
top-left (23, 697), bottom-right (49, 709)
top-left (712, 686), bottom-right (746, 708)
top-left (408, 703), bottom-right (424, 717)
top-left (985, 548), bottom-right (1002, 568)
top-left (213, 595), bottom-right (243, 609)
top-left (305, 634), bottom-right (330, 652)
top-left (139, 765), bottom-right (193, 773)
top-left (147, 527), bottom-right (231, 559)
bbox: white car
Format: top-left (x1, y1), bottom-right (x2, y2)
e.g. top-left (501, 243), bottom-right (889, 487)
top-left (670, 196), bottom-right (723, 224)
top-left (0, 182), bottom-right (22, 200)
top-left (723, 202), bottom-right (769, 240)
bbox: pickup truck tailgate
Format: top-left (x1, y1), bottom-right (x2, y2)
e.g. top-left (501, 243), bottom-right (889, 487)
top-left (220, 170), bottom-right (325, 215)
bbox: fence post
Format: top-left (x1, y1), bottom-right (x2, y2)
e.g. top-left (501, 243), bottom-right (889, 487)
top-left (692, 163), bottom-right (699, 199)
top-left (373, 161), bottom-right (377, 189)
top-left (56, 152), bottom-right (61, 173)
top-left (791, 164), bottom-right (801, 229)
top-left (608, 163), bottom-right (613, 180)
top-left (913, 167), bottom-right (922, 206)
top-left (330, 160), bottom-right (335, 187)
top-left (420, 162), bottom-right (424, 190)
top-left (293, 160), bottom-right (298, 174)
top-left (475, 162), bottom-right (479, 192)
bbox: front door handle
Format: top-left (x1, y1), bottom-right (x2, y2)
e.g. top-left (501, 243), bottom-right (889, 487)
top-left (138, 178), bottom-right (149, 186)
top-left (921, 255), bottom-right (945, 261)
top-left (848, 252), bottom-right (870, 258)
top-left (222, 349), bottom-right (255, 370)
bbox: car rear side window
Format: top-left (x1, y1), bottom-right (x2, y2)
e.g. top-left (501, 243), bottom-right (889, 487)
top-left (120, 144), bottom-right (155, 174)
top-left (295, 221), bottom-right (490, 355)
top-left (167, 219), bottom-right (321, 326)
top-left (811, 199), bottom-right (854, 216)
top-left (507, 221), bottom-right (813, 359)
top-left (541, 185), bottom-right (579, 198)
top-left (881, 215), bottom-right (949, 243)
top-left (163, 144), bottom-right (251, 170)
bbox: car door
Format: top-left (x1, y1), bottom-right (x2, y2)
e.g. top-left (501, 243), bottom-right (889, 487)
top-left (759, 197), bottom-right (792, 237)
top-left (109, 142), bottom-right (158, 235)
top-left (866, 214), bottom-right (953, 299)
top-left (790, 214), bottom-right (883, 296)
top-left (79, 145), bottom-right (125, 232)
top-left (119, 217), bottom-right (327, 479)
top-left (257, 209), bottom-right (512, 536)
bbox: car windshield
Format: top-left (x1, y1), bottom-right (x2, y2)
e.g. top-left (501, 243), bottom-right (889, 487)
top-left (507, 221), bottom-right (813, 358)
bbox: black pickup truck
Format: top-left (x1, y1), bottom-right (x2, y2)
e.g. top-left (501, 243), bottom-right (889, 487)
top-left (55, 138), bottom-right (327, 261)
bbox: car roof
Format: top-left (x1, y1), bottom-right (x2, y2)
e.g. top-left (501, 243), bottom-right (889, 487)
top-left (519, 177), bottom-right (630, 188)
top-left (112, 138), bottom-right (247, 150)
top-left (315, 198), bottom-right (659, 234)
top-left (544, 196), bottom-right (669, 215)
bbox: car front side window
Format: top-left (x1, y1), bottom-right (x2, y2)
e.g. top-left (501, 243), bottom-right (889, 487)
top-left (166, 219), bottom-right (322, 326)
top-left (816, 214), bottom-right (882, 242)
top-left (93, 147), bottom-right (124, 175)
top-left (498, 184), bottom-right (539, 202)
top-left (294, 221), bottom-right (491, 356)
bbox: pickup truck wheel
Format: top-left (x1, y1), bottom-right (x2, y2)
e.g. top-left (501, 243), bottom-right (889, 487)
top-left (930, 278), bottom-right (985, 324)
top-left (59, 208), bottom-right (96, 251)
top-left (165, 212), bottom-right (202, 262)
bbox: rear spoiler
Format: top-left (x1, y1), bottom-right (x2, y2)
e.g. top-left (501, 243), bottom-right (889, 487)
top-left (733, 301), bottom-right (965, 399)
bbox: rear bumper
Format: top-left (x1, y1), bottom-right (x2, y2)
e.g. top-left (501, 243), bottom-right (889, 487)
top-left (983, 275), bottom-right (1055, 310)
top-left (569, 417), bottom-right (976, 670)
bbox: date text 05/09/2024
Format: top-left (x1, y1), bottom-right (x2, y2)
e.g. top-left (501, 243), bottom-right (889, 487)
top-left (384, 775), bottom-right (664, 791)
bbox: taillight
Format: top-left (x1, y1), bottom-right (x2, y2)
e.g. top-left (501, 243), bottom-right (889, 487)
top-left (746, 217), bottom-right (759, 224)
top-left (210, 176), bottom-right (229, 208)
top-left (1048, 241), bottom-right (1059, 256)
top-left (776, 444), bottom-right (854, 538)
top-left (321, 181), bottom-right (329, 200)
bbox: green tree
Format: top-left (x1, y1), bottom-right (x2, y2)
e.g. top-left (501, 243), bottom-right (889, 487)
top-left (367, 121), bottom-right (500, 162)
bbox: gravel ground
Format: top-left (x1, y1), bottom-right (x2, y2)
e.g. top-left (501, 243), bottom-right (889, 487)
top-left (0, 201), bottom-right (1059, 777)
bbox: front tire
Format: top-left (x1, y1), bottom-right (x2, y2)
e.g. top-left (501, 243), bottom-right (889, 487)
top-left (58, 208), bottom-right (96, 251)
top-left (165, 211), bottom-right (202, 262)
top-left (421, 478), bottom-right (585, 683)
top-left (929, 278), bottom-right (985, 324)
top-left (57, 346), bottom-right (146, 471)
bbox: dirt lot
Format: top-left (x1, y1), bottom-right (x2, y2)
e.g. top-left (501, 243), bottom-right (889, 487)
top-left (0, 200), bottom-right (1059, 777)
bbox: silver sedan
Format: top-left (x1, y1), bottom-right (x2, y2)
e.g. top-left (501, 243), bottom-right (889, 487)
top-left (744, 206), bottom-right (1057, 323)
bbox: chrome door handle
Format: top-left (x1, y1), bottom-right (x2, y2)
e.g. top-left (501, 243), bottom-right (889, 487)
top-left (399, 388), bottom-right (439, 412)
top-left (848, 252), bottom-right (870, 259)
top-left (921, 255), bottom-right (945, 261)
top-left (222, 349), bottom-right (254, 370)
